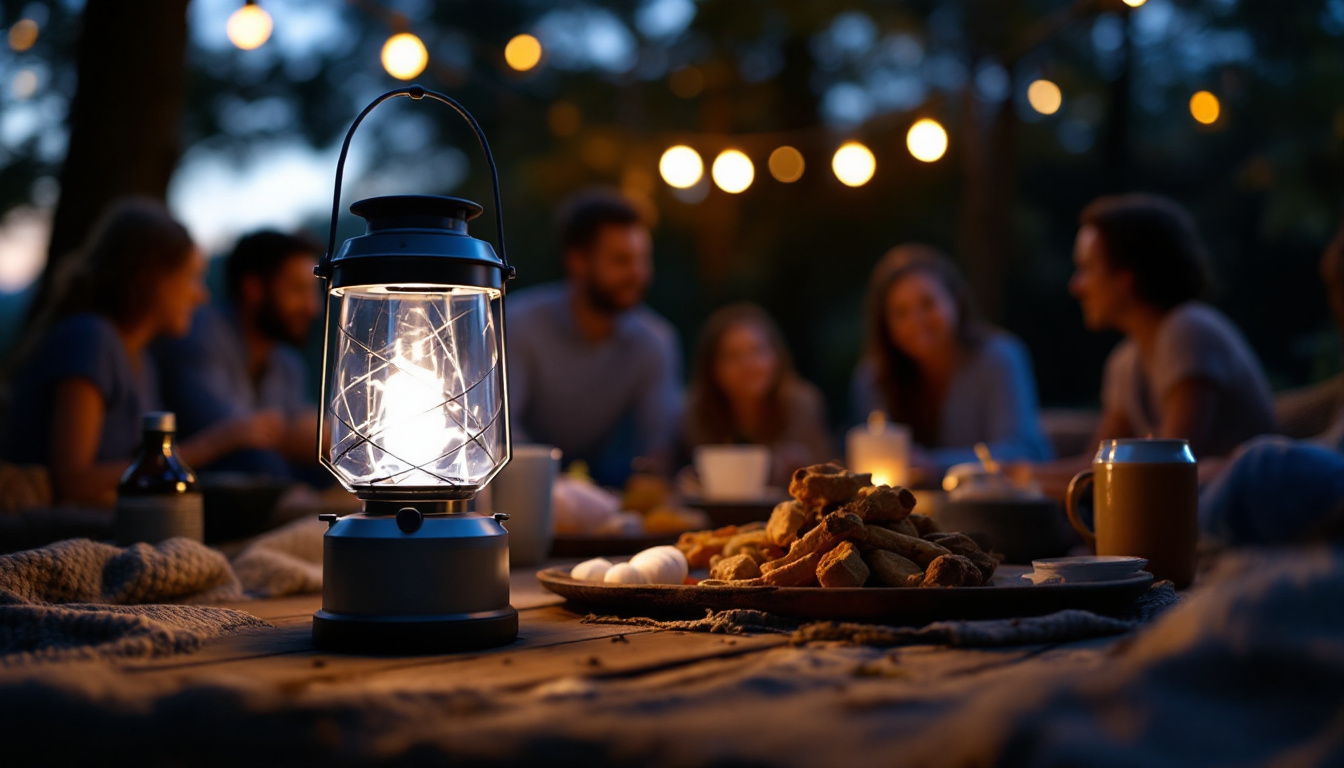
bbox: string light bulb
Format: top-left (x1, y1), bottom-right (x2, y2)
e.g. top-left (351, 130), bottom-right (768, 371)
top-left (907, 119), bottom-right (948, 162)
top-left (382, 32), bottom-right (429, 80)
top-left (711, 150), bottom-right (754, 194)
top-left (1190, 91), bottom-right (1220, 125)
top-left (1122, 0), bottom-right (1148, 7)
top-left (226, 1), bottom-right (272, 51)
top-left (768, 146), bottom-right (805, 183)
top-left (8, 18), bottom-right (37, 52)
top-left (1027, 79), bottom-right (1062, 115)
top-left (659, 146), bottom-right (704, 189)
top-left (504, 34), bottom-right (543, 72)
top-left (832, 142), bottom-right (876, 187)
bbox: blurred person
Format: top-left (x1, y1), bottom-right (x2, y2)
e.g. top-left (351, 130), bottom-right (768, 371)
top-left (154, 229), bottom-right (322, 478)
top-left (1198, 219), bottom-right (1344, 547)
top-left (851, 245), bottom-right (1051, 480)
top-left (506, 190), bottom-right (682, 487)
top-left (1026, 194), bottom-right (1277, 498)
top-left (681, 303), bottom-right (832, 486)
top-left (0, 199), bottom-right (276, 506)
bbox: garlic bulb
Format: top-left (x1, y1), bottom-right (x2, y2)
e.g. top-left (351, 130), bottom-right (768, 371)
top-left (629, 546), bottom-right (689, 585)
top-left (603, 563), bottom-right (650, 584)
top-left (570, 558), bottom-right (613, 582)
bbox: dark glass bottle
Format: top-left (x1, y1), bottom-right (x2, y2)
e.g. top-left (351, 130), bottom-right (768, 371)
top-left (114, 411), bottom-right (203, 545)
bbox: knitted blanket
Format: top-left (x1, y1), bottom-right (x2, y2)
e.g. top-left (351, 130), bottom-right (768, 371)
top-left (0, 516), bottom-right (326, 664)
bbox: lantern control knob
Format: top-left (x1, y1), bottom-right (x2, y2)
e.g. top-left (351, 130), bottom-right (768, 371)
top-left (396, 507), bottom-right (424, 534)
top-left (493, 512), bottom-right (510, 523)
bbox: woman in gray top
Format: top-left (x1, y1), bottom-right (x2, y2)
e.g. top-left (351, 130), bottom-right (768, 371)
top-left (851, 246), bottom-right (1052, 478)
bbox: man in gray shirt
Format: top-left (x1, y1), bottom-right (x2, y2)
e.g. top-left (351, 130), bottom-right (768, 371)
top-left (506, 191), bottom-right (682, 487)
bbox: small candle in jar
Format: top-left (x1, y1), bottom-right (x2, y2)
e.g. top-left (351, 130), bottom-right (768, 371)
top-left (846, 411), bottom-right (911, 487)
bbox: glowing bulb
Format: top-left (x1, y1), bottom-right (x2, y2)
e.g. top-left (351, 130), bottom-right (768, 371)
top-left (832, 142), bottom-right (875, 187)
top-left (659, 145), bottom-right (704, 189)
top-left (382, 33), bottom-right (428, 80)
top-left (226, 3), bottom-right (272, 51)
top-left (8, 18), bottom-right (37, 52)
top-left (711, 150), bottom-right (754, 194)
top-left (1122, 0), bottom-right (1147, 7)
top-left (12, 69), bottom-right (37, 99)
top-left (1027, 79), bottom-right (1062, 115)
top-left (504, 33), bottom-right (542, 72)
top-left (907, 119), bottom-right (948, 163)
top-left (1190, 91), bottom-right (1220, 125)
top-left (768, 146), bottom-right (805, 183)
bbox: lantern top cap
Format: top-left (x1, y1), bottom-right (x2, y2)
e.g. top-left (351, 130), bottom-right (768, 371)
top-left (351, 195), bottom-right (483, 234)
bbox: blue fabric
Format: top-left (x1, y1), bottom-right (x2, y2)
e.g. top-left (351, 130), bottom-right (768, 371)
top-left (1199, 436), bottom-right (1344, 546)
top-left (153, 306), bottom-right (309, 441)
top-left (851, 332), bottom-right (1053, 473)
top-left (505, 282), bottom-right (683, 482)
top-left (2, 313), bottom-right (158, 464)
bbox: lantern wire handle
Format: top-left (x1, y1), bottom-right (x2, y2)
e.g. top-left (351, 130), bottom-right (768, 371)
top-left (319, 85), bottom-right (513, 280)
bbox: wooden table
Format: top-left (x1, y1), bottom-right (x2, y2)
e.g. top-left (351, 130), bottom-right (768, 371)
top-left (0, 562), bottom-right (1130, 767)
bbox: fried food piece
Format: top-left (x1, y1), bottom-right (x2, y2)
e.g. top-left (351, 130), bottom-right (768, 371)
top-left (921, 554), bottom-right (981, 587)
top-left (723, 529), bottom-right (773, 558)
top-left (760, 550), bottom-right (822, 587)
top-left (816, 541), bottom-right (869, 588)
top-left (924, 532), bottom-right (998, 584)
top-left (760, 512), bottom-right (865, 573)
top-left (877, 518), bottom-right (920, 538)
top-left (849, 485), bottom-right (917, 523)
top-left (788, 463), bottom-right (872, 508)
top-left (676, 523), bottom-right (767, 569)
top-left (856, 526), bottom-right (951, 567)
top-left (737, 543), bottom-right (785, 565)
top-left (710, 553), bottom-right (762, 581)
top-left (863, 549), bottom-right (924, 588)
top-left (766, 500), bottom-right (810, 547)
top-left (907, 513), bottom-right (941, 536)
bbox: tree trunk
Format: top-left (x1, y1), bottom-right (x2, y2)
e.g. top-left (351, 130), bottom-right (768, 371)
top-left (26, 0), bottom-right (189, 326)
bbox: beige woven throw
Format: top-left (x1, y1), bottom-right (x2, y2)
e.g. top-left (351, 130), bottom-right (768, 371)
top-left (0, 538), bottom-right (268, 664)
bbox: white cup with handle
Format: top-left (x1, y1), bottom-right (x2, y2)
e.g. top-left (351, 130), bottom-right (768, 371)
top-left (491, 444), bottom-right (562, 567)
top-left (694, 444), bottom-right (771, 501)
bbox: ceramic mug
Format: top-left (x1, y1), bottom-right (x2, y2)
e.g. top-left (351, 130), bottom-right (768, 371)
top-left (492, 444), bottom-right (562, 567)
top-left (1066, 438), bottom-right (1198, 588)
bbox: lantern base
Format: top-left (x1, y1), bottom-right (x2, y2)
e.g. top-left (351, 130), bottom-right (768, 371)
top-left (312, 607), bottom-right (518, 654)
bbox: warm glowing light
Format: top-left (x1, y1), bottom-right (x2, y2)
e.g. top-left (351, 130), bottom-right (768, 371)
top-left (669, 66), bottom-right (704, 99)
top-left (12, 69), bottom-right (37, 99)
top-left (907, 119), bottom-right (948, 162)
top-left (711, 150), bottom-right (754, 194)
top-left (7, 18), bottom-right (37, 51)
top-left (659, 145), bottom-right (704, 189)
top-left (226, 3), bottom-right (272, 51)
top-left (832, 142), bottom-right (876, 187)
top-left (1027, 79), bottom-right (1062, 115)
top-left (504, 34), bottom-right (542, 72)
top-left (768, 146), bottom-right (805, 183)
top-left (1190, 91), bottom-right (1220, 125)
top-left (382, 33), bottom-right (429, 80)
top-left (548, 101), bottom-right (581, 137)
top-left (1121, 0), bottom-right (1147, 7)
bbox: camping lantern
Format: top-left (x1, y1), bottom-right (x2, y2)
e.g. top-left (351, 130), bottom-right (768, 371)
top-left (311, 86), bottom-right (518, 653)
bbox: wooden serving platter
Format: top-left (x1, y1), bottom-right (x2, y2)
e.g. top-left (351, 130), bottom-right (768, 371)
top-left (537, 565), bottom-right (1154, 625)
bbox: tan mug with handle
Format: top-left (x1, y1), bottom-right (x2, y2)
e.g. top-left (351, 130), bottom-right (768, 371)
top-left (1066, 438), bottom-right (1198, 588)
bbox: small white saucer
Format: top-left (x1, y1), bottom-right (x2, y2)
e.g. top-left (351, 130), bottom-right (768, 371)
top-left (1022, 555), bottom-right (1149, 585)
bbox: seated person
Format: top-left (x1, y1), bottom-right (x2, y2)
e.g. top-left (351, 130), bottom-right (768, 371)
top-left (506, 190), bottom-right (682, 487)
top-left (1029, 195), bottom-right (1278, 497)
top-left (851, 245), bottom-right (1052, 479)
top-left (681, 303), bottom-right (832, 486)
top-left (1199, 220), bottom-right (1344, 546)
top-left (2, 199), bottom-right (273, 506)
top-left (154, 230), bottom-right (322, 479)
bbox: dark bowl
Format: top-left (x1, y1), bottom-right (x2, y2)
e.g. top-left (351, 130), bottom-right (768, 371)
top-left (935, 498), bottom-right (1074, 564)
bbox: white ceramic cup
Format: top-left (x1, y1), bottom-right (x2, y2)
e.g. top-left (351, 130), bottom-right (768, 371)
top-left (694, 444), bottom-right (770, 501)
top-left (492, 444), bottom-right (562, 567)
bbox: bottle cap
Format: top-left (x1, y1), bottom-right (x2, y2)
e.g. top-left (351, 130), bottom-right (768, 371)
top-left (143, 411), bottom-right (176, 433)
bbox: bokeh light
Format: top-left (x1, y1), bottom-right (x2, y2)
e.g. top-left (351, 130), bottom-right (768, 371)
top-left (226, 3), bottom-right (272, 51)
top-left (504, 34), bottom-right (543, 72)
top-left (768, 146), bottom-right (805, 183)
top-left (832, 142), bottom-right (876, 187)
top-left (12, 69), bottom-right (37, 100)
top-left (1027, 79), bottom-right (1062, 115)
top-left (711, 150), bottom-right (754, 194)
top-left (8, 18), bottom-right (37, 52)
top-left (1122, 0), bottom-right (1148, 7)
top-left (669, 66), bottom-right (705, 99)
top-left (382, 33), bottom-right (429, 80)
top-left (659, 145), bottom-right (704, 189)
top-left (548, 101), bottom-right (581, 137)
top-left (906, 118), bottom-right (948, 162)
top-left (1190, 90), bottom-right (1220, 125)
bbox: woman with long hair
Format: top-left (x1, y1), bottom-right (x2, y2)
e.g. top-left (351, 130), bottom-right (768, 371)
top-left (683, 303), bottom-right (831, 485)
top-left (2, 198), bottom-right (280, 505)
top-left (852, 245), bottom-right (1051, 478)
